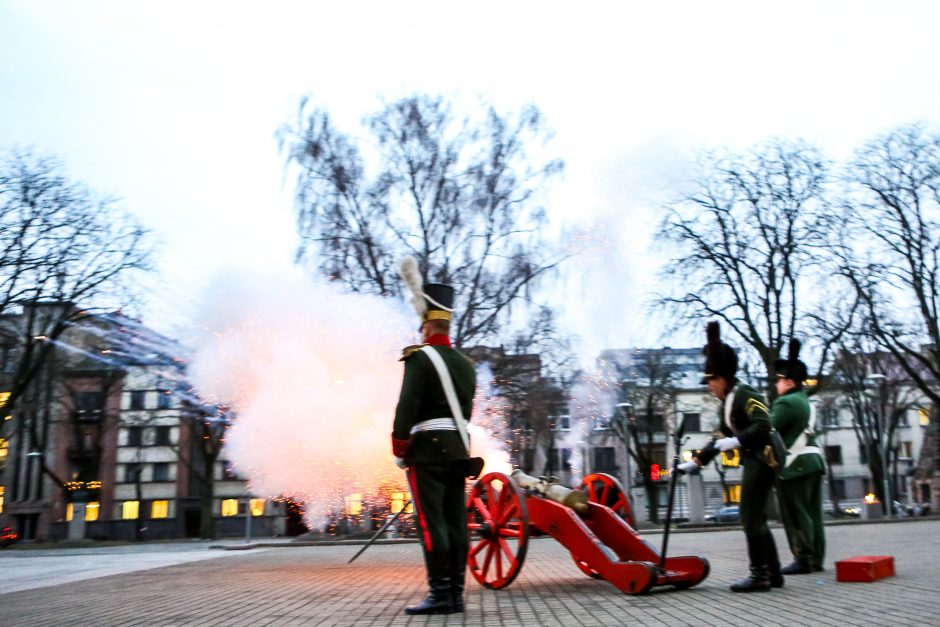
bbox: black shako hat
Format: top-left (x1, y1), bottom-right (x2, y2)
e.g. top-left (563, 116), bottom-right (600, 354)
top-left (399, 256), bottom-right (455, 325)
top-left (774, 338), bottom-right (808, 383)
top-left (701, 321), bottom-right (738, 383)
top-left (421, 283), bottom-right (454, 323)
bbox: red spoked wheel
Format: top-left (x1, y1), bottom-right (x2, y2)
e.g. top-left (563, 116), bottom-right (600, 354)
top-left (467, 472), bottom-right (529, 589)
top-left (580, 473), bottom-right (635, 528)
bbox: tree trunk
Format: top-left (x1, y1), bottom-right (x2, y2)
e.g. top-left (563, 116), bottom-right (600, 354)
top-left (200, 477), bottom-right (215, 539)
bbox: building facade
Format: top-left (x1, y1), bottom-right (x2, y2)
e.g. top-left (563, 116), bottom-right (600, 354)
top-left (0, 305), bottom-right (286, 542)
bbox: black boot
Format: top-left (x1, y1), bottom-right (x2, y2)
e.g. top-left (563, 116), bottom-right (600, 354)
top-left (781, 560), bottom-right (813, 575)
top-left (730, 566), bottom-right (772, 592)
top-left (450, 546), bottom-right (467, 613)
top-left (730, 534), bottom-right (772, 593)
top-left (405, 551), bottom-right (454, 615)
top-left (765, 534), bottom-right (784, 588)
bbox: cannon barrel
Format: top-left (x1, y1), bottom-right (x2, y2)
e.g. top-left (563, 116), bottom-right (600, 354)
top-left (510, 469), bottom-right (590, 514)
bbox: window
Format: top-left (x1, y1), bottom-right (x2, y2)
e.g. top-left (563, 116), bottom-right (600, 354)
top-left (638, 414), bottom-right (664, 433)
top-left (124, 463), bottom-right (142, 484)
top-left (552, 415), bottom-right (571, 430)
top-left (126, 426), bottom-right (143, 447)
top-left (157, 390), bottom-right (172, 409)
top-left (682, 413), bottom-right (701, 433)
top-left (0, 485), bottom-right (4, 514)
top-left (150, 500), bottom-right (169, 519)
top-left (902, 441), bottom-right (913, 457)
top-left (0, 438), bottom-right (7, 465)
top-left (65, 502), bottom-right (100, 521)
top-left (154, 426), bottom-right (172, 446)
top-left (76, 392), bottom-right (105, 416)
top-left (344, 493), bottom-right (362, 516)
top-left (593, 447), bottom-right (617, 472)
top-left (129, 390), bottom-right (146, 410)
top-left (122, 501), bottom-right (140, 520)
top-left (822, 409), bottom-right (839, 428)
top-left (825, 445), bottom-right (843, 465)
top-left (85, 502), bottom-right (99, 521)
top-left (724, 484), bottom-right (742, 503)
top-left (152, 463), bottom-right (170, 482)
top-left (250, 499), bottom-right (265, 516)
top-left (220, 499), bottom-right (239, 517)
top-left (859, 444), bottom-right (869, 465)
top-left (222, 462), bottom-right (240, 481)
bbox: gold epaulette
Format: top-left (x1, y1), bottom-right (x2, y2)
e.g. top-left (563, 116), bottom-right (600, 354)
top-left (400, 344), bottom-right (427, 361)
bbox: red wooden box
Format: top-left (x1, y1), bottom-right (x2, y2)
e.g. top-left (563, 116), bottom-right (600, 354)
top-left (835, 555), bottom-right (895, 582)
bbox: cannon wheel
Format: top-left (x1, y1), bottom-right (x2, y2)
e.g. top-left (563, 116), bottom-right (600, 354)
top-left (467, 472), bottom-right (529, 589)
top-left (580, 473), bottom-right (635, 528)
top-left (572, 473), bottom-right (634, 579)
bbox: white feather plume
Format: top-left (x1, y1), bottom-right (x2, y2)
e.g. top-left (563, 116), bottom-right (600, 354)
top-left (398, 256), bottom-right (426, 317)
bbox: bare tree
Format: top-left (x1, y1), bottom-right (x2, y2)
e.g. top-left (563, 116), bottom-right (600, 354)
top-left (278, 95), bottom-right (566, 347)
top-left (0, 149), bottom-right (153, 440)
top-left (613, 349), bottom-right (683, 524)
top-left (655, 140), bottom-right (850, 399)
top-left (829, 124), bottom-right (940, 494)
top-left (834, 124), bottom-right (940, 410)
top-left (829, 339), bottom-right (920, 511)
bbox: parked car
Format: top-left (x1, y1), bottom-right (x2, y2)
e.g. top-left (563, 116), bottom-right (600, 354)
top-left (0, 527), bottom-right (19, 548)
top-left (825, 504), bottom-right (861, 518)
top-left (705, 505), bottom-right (740, 523)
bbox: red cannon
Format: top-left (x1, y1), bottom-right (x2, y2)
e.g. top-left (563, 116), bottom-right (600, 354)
top-left (465, 469), bottom-right (709, 595)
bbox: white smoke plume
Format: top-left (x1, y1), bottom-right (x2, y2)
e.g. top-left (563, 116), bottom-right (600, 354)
top-left (188, 267), bottom-right (514, 527)
top-left (188, 267), bottom-right (414, 527)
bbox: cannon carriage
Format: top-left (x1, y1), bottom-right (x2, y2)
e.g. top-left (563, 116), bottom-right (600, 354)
top-left (465, 469), bottom-right (710, 595)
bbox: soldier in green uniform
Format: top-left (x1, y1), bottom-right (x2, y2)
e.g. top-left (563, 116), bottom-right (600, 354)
top-left (391, 262), bottom-right (477, 615)
top-left (677, 322), bottom-right (784, 592)
top-left (771, 338), bottom-right (826, 574)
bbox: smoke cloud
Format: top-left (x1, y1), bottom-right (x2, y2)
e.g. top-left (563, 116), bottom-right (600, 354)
top-left (189, 267), bottom-right (415, 525)
top-left (189, 267), bottom-right (512, 526)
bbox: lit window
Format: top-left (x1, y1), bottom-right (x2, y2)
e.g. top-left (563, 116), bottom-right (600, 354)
top-left (70, 502), bottom-right (100, 521)
top-left (250, 498), bottom-right (265, 517)
top-left (221, 499), bottom-right (239, 517)
top-left (85, 502), bottom-right (99, 521)
top-left (390, 492), bottom-right (406, 514)
top-left (345, 493), bottom-right (363, 517)
top-left (0, 438), bottom-right (7, 464)
top-left (0, 485), bottom-right (4, 514)
top-left (122, 501), bottom-right (140, 520)
top-left (919, 408), bottom-right (930, 427)
top-left (151, 500), bottom-right (169, 519)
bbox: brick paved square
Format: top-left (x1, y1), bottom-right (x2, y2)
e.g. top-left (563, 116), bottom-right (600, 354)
top-left (1, 520), bottom-right (937, 626)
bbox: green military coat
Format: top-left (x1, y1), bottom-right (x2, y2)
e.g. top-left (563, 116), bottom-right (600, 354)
top-left (392, 344), bottom-right (476, 465)
top-left (697, 381), bottom-right (771, 466)
top-left (769, 390), bottom-right (825, 480)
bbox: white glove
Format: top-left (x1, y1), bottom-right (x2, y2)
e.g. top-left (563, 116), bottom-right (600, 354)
top-left (676, 460), bottom-right (700, 474)
top-left (716, 436), bottom-right (740, 452)
top-left (394, 456), bottom-right (407, 469)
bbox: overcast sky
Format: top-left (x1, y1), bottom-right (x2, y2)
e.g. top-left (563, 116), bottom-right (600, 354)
top-left (2, 0), bottom-right (939, 356)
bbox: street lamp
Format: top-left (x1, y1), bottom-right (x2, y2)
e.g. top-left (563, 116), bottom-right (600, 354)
top-left (866, 373), bottom-right (890, 516)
